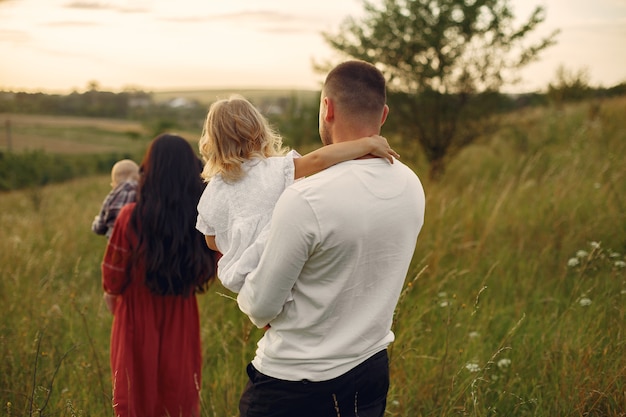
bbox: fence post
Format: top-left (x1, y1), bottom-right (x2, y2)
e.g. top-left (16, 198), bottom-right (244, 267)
top-left (5, 118), bottom-right (11, 152)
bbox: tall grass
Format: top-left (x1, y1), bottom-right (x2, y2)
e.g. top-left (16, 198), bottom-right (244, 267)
top-left (1, 97), bottom-right (625, 416)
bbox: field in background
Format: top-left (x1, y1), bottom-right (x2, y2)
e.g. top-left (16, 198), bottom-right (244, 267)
top-left (151, 88), bottom-right (319, 105)
top-left (0, 88), bottom-right (320, 156)
top-left (0, 113), bottom-right (147, 155)
top-left (1, 96), bottom-right (625, 416)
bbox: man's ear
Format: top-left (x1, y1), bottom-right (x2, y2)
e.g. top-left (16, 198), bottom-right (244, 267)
top-left (323, 97), bottom-right (334, 122)
top-left (380, 104), bottom-right (389, 126)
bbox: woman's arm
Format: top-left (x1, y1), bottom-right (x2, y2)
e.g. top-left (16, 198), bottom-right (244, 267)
top-left (293, 135), bottom-right (399, 179)
top-left (103, 292), bottom-right (118, 314)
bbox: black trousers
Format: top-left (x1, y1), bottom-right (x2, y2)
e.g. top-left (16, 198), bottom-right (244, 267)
top-left (239, 349), bottom-right (389, 417)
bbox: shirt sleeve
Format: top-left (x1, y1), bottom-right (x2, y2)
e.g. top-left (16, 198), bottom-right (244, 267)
top-left (102, 205), bottom-right (134, 295)
top-left (195, 213), bottom-right (214, 236)
top-left (237, 187), bottom-right (319, 327)
top-left (196, 185), bottom-right (216, 236)
top-left (284, 150), bottom-right (300, 183)
top-left (92, 193), bottom-right (114, 235)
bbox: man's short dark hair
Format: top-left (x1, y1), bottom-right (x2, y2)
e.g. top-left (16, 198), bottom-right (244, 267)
top-left (323, 60), bottom-right (386, 118)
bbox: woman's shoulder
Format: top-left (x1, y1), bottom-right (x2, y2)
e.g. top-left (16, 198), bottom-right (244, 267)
top-left (110, 202), bottom-right (136, 236)
top-left (119, 202), bottom-right (136, 217)
top-left (114, 203), bottom-right (136, 226)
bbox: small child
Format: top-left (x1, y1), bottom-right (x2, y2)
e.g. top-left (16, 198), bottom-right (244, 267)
top-left (92, 159), bottom-right (139, 238)
top-left (196, 95), bottom-right (398, 293)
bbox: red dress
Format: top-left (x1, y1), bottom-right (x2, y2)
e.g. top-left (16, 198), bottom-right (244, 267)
top-left (102, 204), bottom-right (202, 417)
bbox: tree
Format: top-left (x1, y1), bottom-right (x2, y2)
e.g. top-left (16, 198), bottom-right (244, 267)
top-left (322, 0), bottom-right (558, 180)
top-left (547, 65), bottom-right (592, 106)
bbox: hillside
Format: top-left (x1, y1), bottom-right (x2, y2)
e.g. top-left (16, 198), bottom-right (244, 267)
top-left (1, 96), bottom-right (625, 415)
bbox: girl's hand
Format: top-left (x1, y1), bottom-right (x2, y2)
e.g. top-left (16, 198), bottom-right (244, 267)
top-left (104, 292), bottom-right (118, 314)
top-left (368, 135), bottom-right (400, 164)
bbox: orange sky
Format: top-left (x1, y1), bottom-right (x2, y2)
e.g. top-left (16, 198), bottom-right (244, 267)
top-left (1, 0), bottom-right (624, 94)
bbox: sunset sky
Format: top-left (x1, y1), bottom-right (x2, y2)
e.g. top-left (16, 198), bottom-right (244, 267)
top-left (1, 0), bottom-right (625, 94)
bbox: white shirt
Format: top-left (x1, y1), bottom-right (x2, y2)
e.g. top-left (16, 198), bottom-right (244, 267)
top-left (196, 151), bottom-right (298, 292)
top-left (237, 158), bottom-right (426, 381)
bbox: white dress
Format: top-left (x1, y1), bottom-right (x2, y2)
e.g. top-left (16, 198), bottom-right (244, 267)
top-left (196, 151), bottom-right (299, 292)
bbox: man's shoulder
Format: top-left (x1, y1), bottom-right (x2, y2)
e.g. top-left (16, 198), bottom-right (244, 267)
top-left (288, 159), bottom-right (422, 199)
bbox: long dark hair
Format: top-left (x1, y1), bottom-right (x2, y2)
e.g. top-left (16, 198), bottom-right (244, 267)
top-left (130, 133), bottom-right (217, 296)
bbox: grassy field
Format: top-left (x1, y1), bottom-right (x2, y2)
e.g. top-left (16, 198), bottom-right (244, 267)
top-left (151, 88), bottom-right (319, 105)
top-left (0, 113), bottom-right (148, 155)
top-left (1, 96), bottom-right (625, 416)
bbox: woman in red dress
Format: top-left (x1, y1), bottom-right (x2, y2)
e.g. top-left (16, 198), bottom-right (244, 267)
top-left (102, 133), bottom-right (218, 417)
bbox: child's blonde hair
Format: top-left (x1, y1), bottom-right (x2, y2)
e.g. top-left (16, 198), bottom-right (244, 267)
top-left (199, 95), bottom-right (288, 183)
top-left (111, 159), bottom-right (139, 188)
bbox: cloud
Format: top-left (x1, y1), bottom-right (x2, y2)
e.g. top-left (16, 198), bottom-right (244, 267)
top-left (65, 1), bottom-right (111, 10)
top-left (160, 9), bottom-right (323, 34)
top-left (34, 44), bottom-right (99, 59)
top-left (43, 20), bottom-right (102, 27)
top-left (64, 1), bottom-right (149, 13)
top-left (0, 29), bottom-right (30, 43)
top-left (161, 10), bottom-right (296, 23)
top-left (225, 10), bottom-right (304, 23)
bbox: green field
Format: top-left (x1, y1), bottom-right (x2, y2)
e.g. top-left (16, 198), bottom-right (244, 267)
top-left (0, 114), bottom-right (148, 155)
top-left (151, 88), bottom-right (319, 105)
top-left (1, 97), bottom-right (625, 416)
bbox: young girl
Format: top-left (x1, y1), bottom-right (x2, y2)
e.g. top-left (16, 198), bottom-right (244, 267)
top-left (196, 95), bottom-right (398, 293)
top-left (102, 134), bottom-right (218, 417)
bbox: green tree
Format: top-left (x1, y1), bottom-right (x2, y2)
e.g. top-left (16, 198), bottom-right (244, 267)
top-left (547, 65), bottom-right (592, 106)
top-left (322, 0), bottom-right (558, 180)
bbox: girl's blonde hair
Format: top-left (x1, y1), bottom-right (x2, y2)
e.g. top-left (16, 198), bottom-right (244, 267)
top-left (199, 95), bottom-right (288, 183)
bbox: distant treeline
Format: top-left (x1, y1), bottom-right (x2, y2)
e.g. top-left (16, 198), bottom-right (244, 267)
top-left (1, 81), bottom-right (624, 192)
top-left (0, 89), bottom-right (209, 136)
top-left (0, 150), bottom-right (140, 192)
top-left (0, 89), bottom-right (151, 119)
top-left (2, 82), bottom-right (625, 121)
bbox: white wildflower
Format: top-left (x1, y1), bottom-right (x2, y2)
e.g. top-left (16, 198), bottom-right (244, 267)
top-left (614, 260), bottom-right (626, 269)
top-left (567, 258), bottom-right (580, 267)
top-left (590, 241), bottom-right (601, 249)
top-left (576, 250), bottom-right (588, 258)
top-left (609, 252), bottom-right (621, 258)
top-left (579, 297), bottom-right (592, 307)
top-left (439, 300), bottom-right (449, 308)
top-left (497, 358), bottom-right (511, 370)
top-left (468, 331), bottom-right (480, 339)
top-left (438, 292), bottom-right (448, 298)
top-left (465, 362), bottom-right (480, 373)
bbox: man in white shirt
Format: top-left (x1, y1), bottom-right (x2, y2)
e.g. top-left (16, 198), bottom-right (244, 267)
top-left (237, 60), bottom-right (426, 417)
